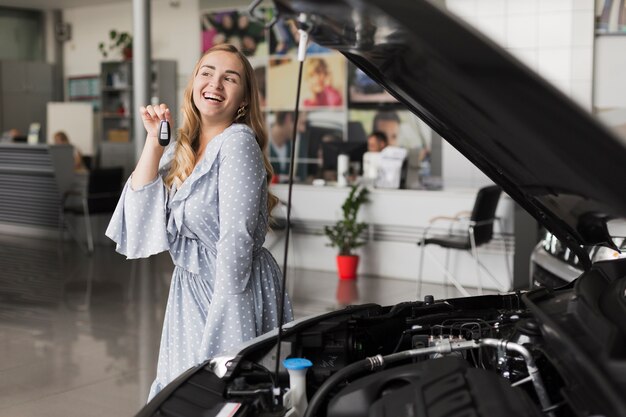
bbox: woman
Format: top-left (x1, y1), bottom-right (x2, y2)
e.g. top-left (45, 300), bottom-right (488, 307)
top-left (105, 44), bottom-right (293, 401)
top-left (53, 130), bottom-right (88, 172)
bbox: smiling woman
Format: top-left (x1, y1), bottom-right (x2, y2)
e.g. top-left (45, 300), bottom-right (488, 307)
top-left (105, 44), bottom-right (294, 402)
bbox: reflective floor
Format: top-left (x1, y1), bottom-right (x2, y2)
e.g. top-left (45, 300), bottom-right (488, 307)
top-left (0, 234), bottom-right (472, 417)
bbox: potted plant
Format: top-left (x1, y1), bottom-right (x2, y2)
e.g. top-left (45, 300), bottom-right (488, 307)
top-left (324, 185), bottom-right (370, 279)
top-left (98, 30), bottom-right (133, 60)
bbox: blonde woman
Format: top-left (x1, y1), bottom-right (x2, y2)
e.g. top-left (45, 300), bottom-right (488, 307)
top-left (106, 44), bottom-right (293, 401)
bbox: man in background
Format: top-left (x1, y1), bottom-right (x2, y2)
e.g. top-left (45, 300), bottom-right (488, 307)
top-left (372, 110), bottom-right (400, 146)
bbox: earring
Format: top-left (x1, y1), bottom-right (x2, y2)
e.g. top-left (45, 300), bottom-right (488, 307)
top-left (236, 106), bottom-right (247, 121)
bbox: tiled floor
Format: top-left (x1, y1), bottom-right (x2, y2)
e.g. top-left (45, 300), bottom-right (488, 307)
top-left (0, 234), bottom-right (475, 417)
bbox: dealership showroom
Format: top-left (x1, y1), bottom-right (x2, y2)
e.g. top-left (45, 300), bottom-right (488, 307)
top-left (1, 0), bottom-right (625, 416)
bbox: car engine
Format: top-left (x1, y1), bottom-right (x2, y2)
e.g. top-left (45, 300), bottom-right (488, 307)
top-left (218, 293), bottom-right (554, 417)
top-left (139, 261), bottom-right (626, 417)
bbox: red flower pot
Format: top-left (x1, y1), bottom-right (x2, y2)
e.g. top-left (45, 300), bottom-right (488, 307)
top-left (122, 46), bottom-right (133, 60)
top-left (336, 255), bottom-right (359, 280)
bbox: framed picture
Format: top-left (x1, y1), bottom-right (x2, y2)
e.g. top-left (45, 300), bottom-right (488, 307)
top-left (349, 109), bottom-right (431, 150)
top-left (268, 17), bottom-right (330, 56)
top-left (201, 9), bottom-right (268, 56)
top-left (301, 53), bottom-right (346, 109)
top-left (348, 63), bottom-right (398, 105)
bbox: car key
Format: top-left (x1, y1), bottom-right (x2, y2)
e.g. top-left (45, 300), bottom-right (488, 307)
top-left (158, 120), bottom-right (170, 146)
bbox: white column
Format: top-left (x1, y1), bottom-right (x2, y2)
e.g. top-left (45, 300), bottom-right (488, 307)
top-left (133, 0), bottom-right (152, 162)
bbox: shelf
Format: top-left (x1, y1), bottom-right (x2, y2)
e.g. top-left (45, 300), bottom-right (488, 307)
top-left (100, 60), bottom-right (176, 149)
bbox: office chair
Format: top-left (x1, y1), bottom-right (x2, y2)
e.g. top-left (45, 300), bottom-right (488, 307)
top-left (416, 185), bottom-right (511, 298)
top-left (60, 167), bottom-right (123, 254)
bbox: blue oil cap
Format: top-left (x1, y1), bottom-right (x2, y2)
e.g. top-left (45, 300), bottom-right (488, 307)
top-left (283, 358), bottom-right (313, 370)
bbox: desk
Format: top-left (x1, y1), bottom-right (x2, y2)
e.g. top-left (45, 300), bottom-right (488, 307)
top-left (267, 184), bottom-right (516, 292)
top-left (0, 143), bottom-right (74, 237)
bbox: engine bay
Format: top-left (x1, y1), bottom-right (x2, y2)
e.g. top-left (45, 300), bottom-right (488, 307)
top-left (140, 263), bottom-right (626, 417)
top-left (220, 293), bottom-right (563, 417)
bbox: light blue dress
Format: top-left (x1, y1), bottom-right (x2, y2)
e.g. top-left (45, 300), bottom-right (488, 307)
top-left (105, 123), bottom-right (293, 401)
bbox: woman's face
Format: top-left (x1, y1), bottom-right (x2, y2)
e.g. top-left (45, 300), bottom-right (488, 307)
top-left (193, 50), bottom-right (247, 125)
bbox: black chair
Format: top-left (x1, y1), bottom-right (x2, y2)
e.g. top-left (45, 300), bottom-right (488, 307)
top-left (60, 167), bottom-right (124, 254)
top-left (416, 185), bottom-right (511, 298)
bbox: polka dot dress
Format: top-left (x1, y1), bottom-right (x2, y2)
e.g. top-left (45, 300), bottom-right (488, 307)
top-left (105, 124), bottom-right (293, 402)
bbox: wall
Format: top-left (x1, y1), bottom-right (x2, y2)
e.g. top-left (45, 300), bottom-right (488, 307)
top-left (594, 36), bottom-right (626, 109)
top-left (443, 0), bottom-right (595, 187)
top-left (0, 8), bottom-right (44, 61)
top-left (59, 1), bottom-right (597, 189)
top-left (62, 0), bottom-right (201, 121)
top-left (268, 185), bottom-right (515, 291)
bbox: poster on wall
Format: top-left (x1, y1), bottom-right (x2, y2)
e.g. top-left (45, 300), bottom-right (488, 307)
top-left (248, 56), bottom-right (267, 108)
top-left (197, 6), bottom-right (438, 186)
top-left (349, 109), bottom-right (430, 150)
top-left (267, 54), bottom-right (346, 110)
top-left (269, 18), bottom-right (330, 56)
top-left (267, 57), bottom-right (299, 110)
top-left (595, 0), bottom-right (626, 33)
top-left (266, 110), bottom-right (346, 183)
top-left (201, 9), bottom-right (268, 56)
top-left (301, 54), bottom-right (346, 109)
top-left (348, 63), bottom-right (398, 105)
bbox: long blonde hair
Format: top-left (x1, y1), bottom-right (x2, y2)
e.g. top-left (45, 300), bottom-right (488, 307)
top-left (165, 44), bottom-right (278, 216)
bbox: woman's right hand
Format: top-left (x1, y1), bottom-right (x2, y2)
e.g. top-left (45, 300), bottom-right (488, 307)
top-left (139, 103), bottom-right (172, 145)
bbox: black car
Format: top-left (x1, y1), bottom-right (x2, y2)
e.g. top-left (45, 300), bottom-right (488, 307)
top-left (137, 1), bottom-right (626, 416)
top-left (530, 220), bottom-right (626, 289)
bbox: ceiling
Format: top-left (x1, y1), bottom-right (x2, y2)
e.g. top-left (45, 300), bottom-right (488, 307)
top-left (0, 0), bottom-right (128, 10)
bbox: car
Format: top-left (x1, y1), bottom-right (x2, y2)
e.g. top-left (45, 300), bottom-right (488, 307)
top-left (136, 1), bottom-right (626, 416)
top-left (531, 215), bottom-right (626, 289)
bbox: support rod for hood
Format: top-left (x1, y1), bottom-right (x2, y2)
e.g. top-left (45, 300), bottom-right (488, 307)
top-left (273, 11), bottom-right (311, 400)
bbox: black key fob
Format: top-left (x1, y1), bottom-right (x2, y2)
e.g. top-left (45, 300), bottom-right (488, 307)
top-left (158, 120), bottom-right (170, 146)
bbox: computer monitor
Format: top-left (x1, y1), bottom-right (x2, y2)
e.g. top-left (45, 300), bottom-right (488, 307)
top-left (321, 140), bottom-right (368, 173)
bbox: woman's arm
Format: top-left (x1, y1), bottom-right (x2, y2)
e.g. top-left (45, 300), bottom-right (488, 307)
top-left (131, 104), bottom-right (172, 190)
top-left (215, 129), bottom-right (266, 294)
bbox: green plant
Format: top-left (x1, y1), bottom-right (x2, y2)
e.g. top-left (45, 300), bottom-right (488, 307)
top-left (98, 30), bottom-right (132, 58)
top-left (324, 185), bottom-right (370, 256)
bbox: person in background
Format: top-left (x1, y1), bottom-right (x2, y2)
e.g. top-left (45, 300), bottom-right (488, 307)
top-left (303, 57), bottom-right (343, 107)
top-left (372, 110), bottom-right (401, 147)
top-left (1, 128), bottom-right (22, 142)
top-left (53, 131), bottom-right (88, 172)
top-left (105, 44), bottom-right (293, 401)
top-left (367, 131), bottom-right (388, 153)
top-left (268, 111), bottom-right (294, 178)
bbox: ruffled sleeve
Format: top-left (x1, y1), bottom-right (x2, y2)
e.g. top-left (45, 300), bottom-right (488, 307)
top-left (105, 145), bottom-right (175, 259)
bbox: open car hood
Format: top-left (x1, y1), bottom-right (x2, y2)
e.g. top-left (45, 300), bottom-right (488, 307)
top-left (274, 0), bottom-right (626, 266)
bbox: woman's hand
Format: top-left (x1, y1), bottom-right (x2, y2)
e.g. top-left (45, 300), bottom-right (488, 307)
top-left (139, 103), bottom-right (173, 145)
top-left (131, 104), bottom-right (172, 189)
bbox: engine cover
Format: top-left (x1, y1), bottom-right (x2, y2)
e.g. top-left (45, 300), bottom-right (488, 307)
top-left (327, 357), bottom-right (541, 417)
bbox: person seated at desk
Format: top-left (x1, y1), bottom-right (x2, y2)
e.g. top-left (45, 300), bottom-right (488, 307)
top-left (53, 131), bottom-right (88, 173)
top-left (367, 130), bottom-right (388, 153)
top-left (1, 128), bottom-right (26, 142)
